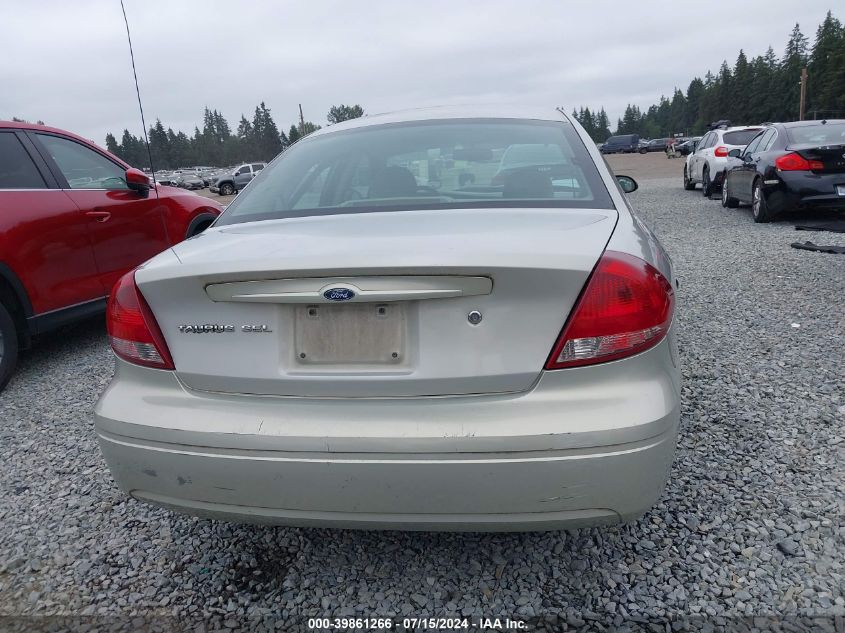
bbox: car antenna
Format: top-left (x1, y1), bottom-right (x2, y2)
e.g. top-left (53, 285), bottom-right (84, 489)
top-left (119, 0), bottom-right (159, 201)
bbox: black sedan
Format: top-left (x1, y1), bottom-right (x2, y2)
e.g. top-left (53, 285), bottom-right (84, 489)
top-left (721, 120), bottom-right (845, 222)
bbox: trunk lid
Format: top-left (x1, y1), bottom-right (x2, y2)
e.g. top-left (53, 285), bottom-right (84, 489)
top-left (789, 143), bottom-right (845, 173)
top-left (137, 207), bottom-right (617, 397)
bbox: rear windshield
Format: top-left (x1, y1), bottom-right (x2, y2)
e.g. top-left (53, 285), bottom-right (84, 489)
top-left (722, 130), bottom-right (762, 146)
top-left (606, 135), bottom-right (633, 144)
top-left (786, 123), bottom-right (845, 146)
top-left (217, 119), bottom-right (613, 225)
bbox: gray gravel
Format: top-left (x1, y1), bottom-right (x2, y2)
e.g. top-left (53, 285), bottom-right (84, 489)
top-left (1, 178), bottom-right (843, 630)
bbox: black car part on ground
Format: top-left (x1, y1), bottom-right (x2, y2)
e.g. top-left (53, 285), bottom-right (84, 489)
top-left (791, 241), bottom-right (845, 254)
top-left (794, 219), bottom-right (845, 233)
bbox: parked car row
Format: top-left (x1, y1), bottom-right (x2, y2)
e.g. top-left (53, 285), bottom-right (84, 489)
top-left (683, 125), bottom-right (763, 196)
top-left (148, 164), bottom-right (267, 195)
top-left (0, 120), bottom-right (223, 388)
top-left (684, 119), bottom-right (845, 222)
top-left (151, 168), bottom-right (215, 190)
top-left (720, 120), bottom-right (845, 222)
top-left (599, 135), bottom-right (694, 155)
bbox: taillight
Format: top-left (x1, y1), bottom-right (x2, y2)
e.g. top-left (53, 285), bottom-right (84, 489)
top-left (714, 146), bottom-right (729, 157)
top-left (107, 271), bottom-right (174, 369)
top-left (545, 251), bottom-right (674, 369)
top-left (775, 152), bottom-right (823, 171)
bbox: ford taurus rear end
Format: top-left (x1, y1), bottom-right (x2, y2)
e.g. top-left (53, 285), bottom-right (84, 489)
top-left (94, 108), bottom-right (680, 531)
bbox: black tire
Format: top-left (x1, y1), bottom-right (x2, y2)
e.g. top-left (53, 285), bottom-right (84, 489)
top-left (751, 179), bottom-right (772, 223)
top-left (702, 167), bottom-right (713, 198)
top-left (683, 166), bottom-right (696, 190)
top-left (721, 173), bottom-right (739, 208)
top-left (639, 148), bottom-right (647, 154)
top-left (0, 302), bottom-right (19, 393)
top-left (219, 182), bottom-right (235, 196)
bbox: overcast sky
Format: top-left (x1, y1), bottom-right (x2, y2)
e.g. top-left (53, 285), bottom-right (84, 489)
top-left (1, 1), bottom-right (834, 145)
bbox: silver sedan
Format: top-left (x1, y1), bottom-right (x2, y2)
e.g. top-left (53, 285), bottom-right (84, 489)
top-left (95, 106), bottom-right (680, 531)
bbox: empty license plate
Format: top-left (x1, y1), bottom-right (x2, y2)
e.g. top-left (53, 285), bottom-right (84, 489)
top-left (294, 303), bottom-right (406, 364)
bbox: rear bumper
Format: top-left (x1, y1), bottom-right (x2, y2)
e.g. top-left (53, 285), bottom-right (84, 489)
top-left (94, 336), bottom-right (681, 531)
top-left (765, 173), bottom-right (845, 213)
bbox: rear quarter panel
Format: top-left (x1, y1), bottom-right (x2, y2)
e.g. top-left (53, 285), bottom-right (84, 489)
top-left (568, 116), bottom-right (673, 283)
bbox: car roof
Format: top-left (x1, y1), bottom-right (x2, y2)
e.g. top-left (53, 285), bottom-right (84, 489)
top-left (0, 119), bottom-right (99, 145)
top-left (308, 105), bottom-right (567, 139)
top-left (0, 119), bottom-right (130, 168)
top-left (721, 126), bottom-right (763, 133)
top-left (778, 119), bottom-right (845, 128)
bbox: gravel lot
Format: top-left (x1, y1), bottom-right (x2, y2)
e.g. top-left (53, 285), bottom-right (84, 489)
top-left (1, 168), bottom-right (843, 631)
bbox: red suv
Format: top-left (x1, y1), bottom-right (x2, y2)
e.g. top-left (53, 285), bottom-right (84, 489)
top-left (0, 121), bottom-right (222, 389)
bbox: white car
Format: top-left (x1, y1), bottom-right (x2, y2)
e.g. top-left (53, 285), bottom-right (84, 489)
top-left (684, 126), bottom-right (763, 197)
top-left (95, 106), bottom-right (680, 532)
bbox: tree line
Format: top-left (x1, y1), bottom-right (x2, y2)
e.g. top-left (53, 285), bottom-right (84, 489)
top-left (572, 10), bottom-right (845, 141)
top-left (105, 103), bottom-right (365, 169)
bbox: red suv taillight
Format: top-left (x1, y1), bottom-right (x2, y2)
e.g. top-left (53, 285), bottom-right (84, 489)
top-left (107, 271), bottom-right (174, 370)
top-left (545, 251), bottom-right (675, 369)
top-left (714, 145), bottom-right (729, 157)
top-left (775, 152), bottom-right (824, 171)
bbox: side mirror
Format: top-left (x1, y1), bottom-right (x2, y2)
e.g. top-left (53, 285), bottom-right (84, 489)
top-left (125, 168), bottom-right (151, 197)
top-left (616, 175), bottom-right (638, 193)
top-left (728, 149), bottom-right (742, 158)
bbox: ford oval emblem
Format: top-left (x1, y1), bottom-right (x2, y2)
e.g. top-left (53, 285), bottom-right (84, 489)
top-left (323, 287), bottom-right (356, 301)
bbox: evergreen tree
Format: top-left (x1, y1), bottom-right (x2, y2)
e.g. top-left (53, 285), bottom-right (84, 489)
top-left (808, 11), bottom-right (845, 116)
top-left (288, 124), bottom-right (301, 145)
top-left (105, 133), bottom-right (120, 156)
top-left (779, 23), bottom-right (810, 119)
top-left (596, 108), bottom-right (611, 140)
top-left (244, 103), bottom-right (282, 161)
top-left (714, 61), bottom-right (734, 121)
top-left (166, 128), bottom-right (192, 167)
top-left (236, 115), bottom-right (255, 161)
top-left (751, 47), bottom-right (780, 122)
top-left (327, 104), bottom-right (365, 124)
top-left (148, 119), bottom-right (170, 169)
top-left (685, 78), bottom-right (705, 130)
top-left (255, 102), bottom-right (283, 160)
top-left (118, 129), bottom-right (147, 167)
top-left (820, 32), bottom-right (845, 115)
top-left (297, 121), bottom-right (322, 137)
top-left (732, 51), bottom-right (753, 123)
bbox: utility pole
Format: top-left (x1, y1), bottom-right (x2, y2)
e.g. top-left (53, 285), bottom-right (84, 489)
top-left (799, 67), bottom-right (808, 121)
top-left (299, 104), bottom-right (306, 134)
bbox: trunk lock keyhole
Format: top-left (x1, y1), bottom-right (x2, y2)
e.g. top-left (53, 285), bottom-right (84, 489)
top-left (467, 310), bottom-right (482, 325)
